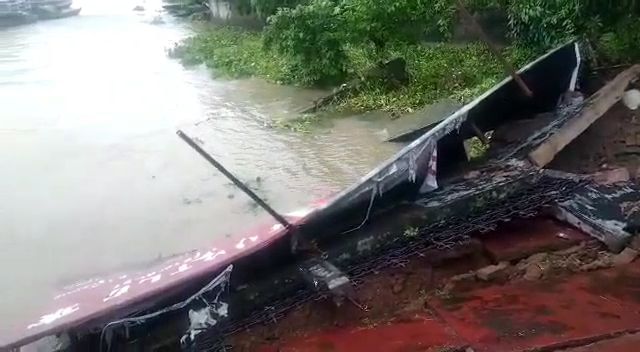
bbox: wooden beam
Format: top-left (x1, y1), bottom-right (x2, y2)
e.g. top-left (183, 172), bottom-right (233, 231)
top-left (469, 121), bottom-right (490, 145)
top-left (529, 65), bottom-right (640, 167)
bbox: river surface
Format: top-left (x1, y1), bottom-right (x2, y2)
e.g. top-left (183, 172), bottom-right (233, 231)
top-left (0, 0), bottom-right (401, 336)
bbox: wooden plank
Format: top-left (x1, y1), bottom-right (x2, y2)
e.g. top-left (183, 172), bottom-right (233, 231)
top-left (529, 65), bottom-right (640, 167)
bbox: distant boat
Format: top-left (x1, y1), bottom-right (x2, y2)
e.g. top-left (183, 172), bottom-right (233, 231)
top-left (27, 0), bottom-right (80, 20)
top-left (28, 0), bottom-right (72, 10)
top-left (30, 4), bottom-right (80, 20)
top-left (0, 0), bottom-right (37, 27)
top-left (0, 0), bottom-right (80, 26)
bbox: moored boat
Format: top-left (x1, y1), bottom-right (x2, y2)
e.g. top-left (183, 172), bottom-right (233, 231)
top-left (0, 0), bottom-right (37, 27)
top-left (30, 5), bottom-right (80, 20)
top-left (27, 0), bottom-right (80, 20)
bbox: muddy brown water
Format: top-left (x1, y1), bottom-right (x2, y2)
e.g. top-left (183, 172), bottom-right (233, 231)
top-left (0, 0), bottom-right (408, 337)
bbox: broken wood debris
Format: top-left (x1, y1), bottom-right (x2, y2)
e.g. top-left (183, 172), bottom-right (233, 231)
top-left (529, 65), bottom-right (640, 167)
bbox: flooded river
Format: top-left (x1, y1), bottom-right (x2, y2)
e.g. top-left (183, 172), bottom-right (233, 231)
top-left (0, 0), bottom-right (400, 334)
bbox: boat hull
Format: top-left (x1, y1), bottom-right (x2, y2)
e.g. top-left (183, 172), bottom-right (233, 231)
top-left (32, 6), bottom-right (80, 20)
top-left (0, 12), bottom-right (37, 27)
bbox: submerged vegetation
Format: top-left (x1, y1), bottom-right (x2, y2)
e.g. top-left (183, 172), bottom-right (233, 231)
top-left (170, 0), bottom-right (640, 114)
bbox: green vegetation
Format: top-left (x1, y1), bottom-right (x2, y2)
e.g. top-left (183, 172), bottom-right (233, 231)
top-left (467, 136), bottom-right (490, 159)
top-left (594, 17), bottom-right (640, 64)
top-left (336, 43), bottom-right (534, 113)
top-left (171, 0), bottom-right (640, 114)
top-left (168, 27), bottom-right (289, 81)
top-left (403, 226), bottom-right (420, 238)
top-left (273, 114), bottom-right (320, 132)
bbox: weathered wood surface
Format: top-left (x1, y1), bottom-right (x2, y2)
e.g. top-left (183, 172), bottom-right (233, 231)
top-left (529, 65), bottom-right (640, 167)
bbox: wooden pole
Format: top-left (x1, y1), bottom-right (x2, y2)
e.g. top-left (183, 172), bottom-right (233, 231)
top-left (176, 130), bottom-right (293, 230)
top-left (457, 0), bottom-right (534, 98)
top-left (469, 121), bottom-right (490, 145)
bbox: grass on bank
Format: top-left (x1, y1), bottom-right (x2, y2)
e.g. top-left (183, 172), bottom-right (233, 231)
top-left (339, 43), bottom-right (537, 113)
top-left (169, 27), bottom-right (290, 82)
top-left (170, 26), bottom-right (539, 114)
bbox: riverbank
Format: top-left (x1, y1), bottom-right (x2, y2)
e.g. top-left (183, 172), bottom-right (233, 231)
top-left (170, 25), bottom-right (536, 114)
top-left (169, 0), bottom-right (639, 120)
top-left (0, 0), bottom-right (408, 337)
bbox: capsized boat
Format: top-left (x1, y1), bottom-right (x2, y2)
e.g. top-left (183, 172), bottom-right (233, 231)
top-left (7, 41), bottom-right (630, 351)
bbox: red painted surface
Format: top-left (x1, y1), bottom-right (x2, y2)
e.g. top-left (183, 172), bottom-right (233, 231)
top-left (258, 313), bottom-right (466, 352)
top-left (0, 203), bottom-right (326, 350)
top-left (268, 263), bottom-right (640, 352)
top-left (429, 263), bottom-right (640, 351)
top-left (561, 333), bottom-right (640, 352)
top-left (480, 218), bottom-right (589, 262)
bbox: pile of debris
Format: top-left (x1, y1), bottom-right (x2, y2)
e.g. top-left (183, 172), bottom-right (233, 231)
top-left (441, 240), bottom-right (633, 293)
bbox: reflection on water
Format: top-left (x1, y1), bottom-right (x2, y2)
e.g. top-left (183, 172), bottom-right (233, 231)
top-left (0, 0), bottom-right (399, 332)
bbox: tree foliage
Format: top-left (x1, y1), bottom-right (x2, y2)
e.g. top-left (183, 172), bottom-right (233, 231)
top-left (179, 0), bottom-right (640, 91)
top-left (340, 0), bottom-right (431, 51)
top-left (249, 0), bottom-right (306, 20)
top-left (263, 0), bottom-right (452, 84)
top-left (506, 0), bottom-right (581, 48)
top-left (263, 0), bottom-right (349, 85)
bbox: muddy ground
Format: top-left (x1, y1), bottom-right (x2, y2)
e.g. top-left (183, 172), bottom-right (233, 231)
top-left (227, 69), bottom-right (640, 351)
top-left (550, 101), bottom-right (640, 174)
top-left (228, 218), bottom-right (625, 351)
top-left (549, 67), bottom-right (640, 174)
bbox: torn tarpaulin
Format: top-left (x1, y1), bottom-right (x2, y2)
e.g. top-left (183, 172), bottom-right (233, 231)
top-left (99, 265), bottom-right (233, 351)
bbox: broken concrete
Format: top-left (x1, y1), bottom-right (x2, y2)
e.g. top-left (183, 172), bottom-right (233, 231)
top-left (523, 262), bottom-right (544, 281)
top-left (628, 236), bottom-right (640, 251)
top-left (592, 167), bottom-right (631, 185)
top-left (612, 247), bottom-right (638, 266)
top-left (476, 261), bottom-right (510, 281)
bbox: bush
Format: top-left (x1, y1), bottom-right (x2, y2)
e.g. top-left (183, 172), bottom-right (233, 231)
top-left (340, 0), bottom-right (432, 52)
top-left (338, 43), bottom-right (535, 113)
top-left (261, 0), bottom-right (467, 85)
top-left (505, 0), bottom-right (640, 63)
top-left (250, 0), bottom-right (306, 20)
top-left (172, 0), bottom-right (640, 117)
top-left (506, 0), bottom-right (582, 48)
top-left (596, 17), bottom-right (640, 64)
top-left (264, 0), bottom-right (349, 86)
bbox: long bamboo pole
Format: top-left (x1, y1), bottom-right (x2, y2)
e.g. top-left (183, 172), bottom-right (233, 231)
top-left (457, 0), bottom-right (534, 98)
